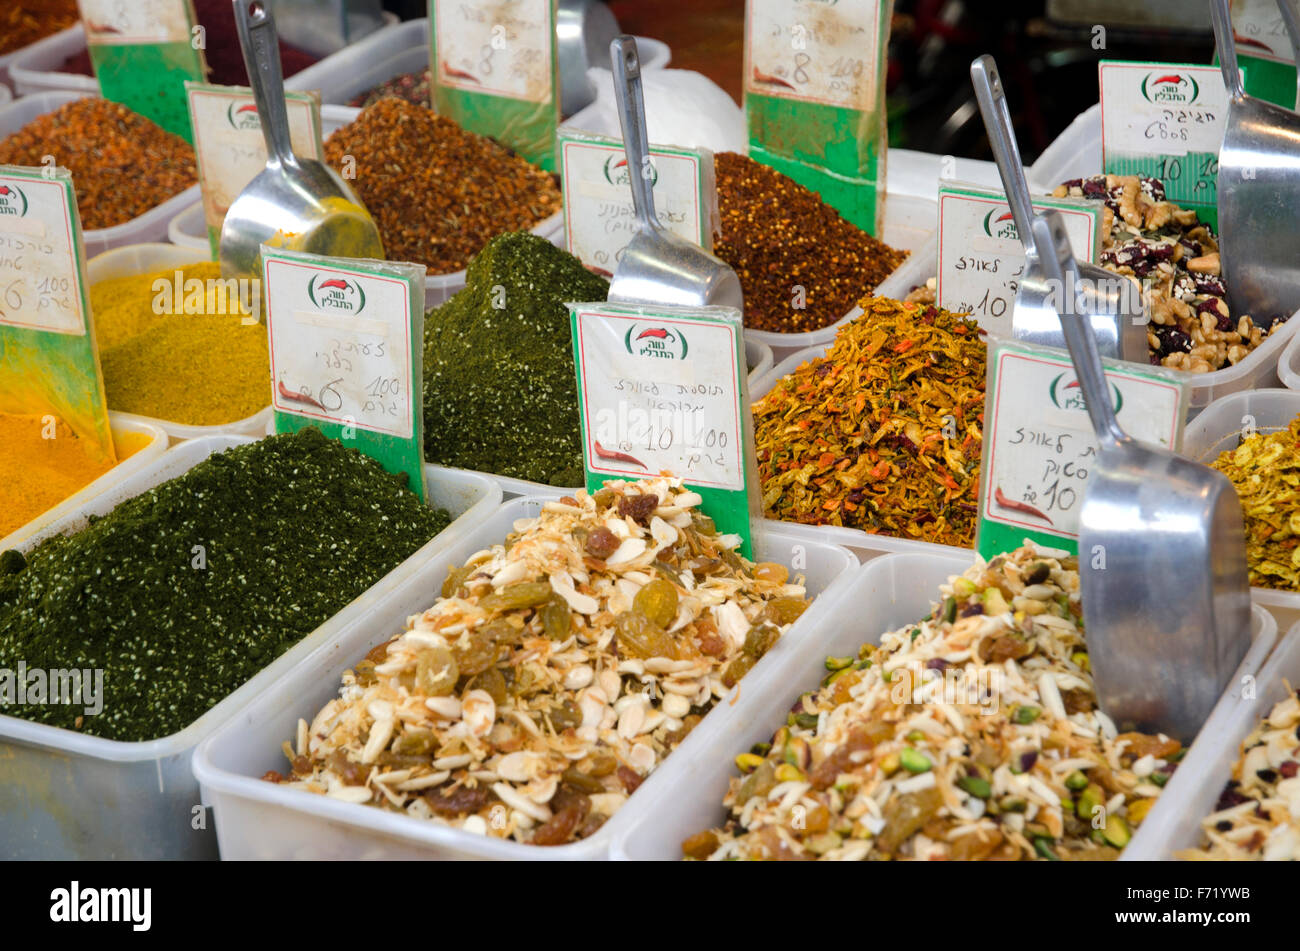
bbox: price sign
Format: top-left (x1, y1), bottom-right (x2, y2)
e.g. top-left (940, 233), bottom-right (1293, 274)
top-left (429, 0), bottom-right (558, 171)
top-left (976, 337), bottom-right (1188, 558)
top-left (0, 165), bottom-right (114, 463)
top-left (1228, 0), bottom-right (1297, 107)
top-left (558, 131), bottom-right (715, 277)
top-left (187, 83), bottom-right (323, 258)
top-left (937, 183), bottom-right (1102, 338)
top-left (263, 247), bottom-right (427, 499)
top-left (743, 0), bottom-right (890, 232)
top-left (79, 0), bottom-right (205, 141)
top-left (1099, 61), bottom-right (1229, 226)
top-left (569, 301), bottom-right (759, 556)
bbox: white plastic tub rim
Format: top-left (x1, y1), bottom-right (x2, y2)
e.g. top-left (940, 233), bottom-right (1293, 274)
top-left (8, 23), bottom-right (98, 96)
top-left (191, 494), bottom-right (860, 860)
top-left (1278, 323), bottom-right (1300, 391)
top-left (607, 550), bottom-right (1278, 860)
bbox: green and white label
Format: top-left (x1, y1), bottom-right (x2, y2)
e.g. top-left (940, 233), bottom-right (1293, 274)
top-left (937, 183), bottom-right (1102, 337)
top-left (80, 0), bottom-right (205, 141)
top-left (1099, 61), bottom-right (1227, 225)
top-left (976, 337), bottom-right (1188, 558)
top-left (1229, 0), bottom-right (1297, 107)
top-left (558, 132), bottom-right (714, 277)
top-left (0, 165), bottom-right (114, 462)
top-left (743, 0), bottom-right (890, 232)
top-left (569, 301), bottom-right (759, 556)
top-left (187, 83), bottom-right (323, 259)
top-left (263, 247), bottom-right (427, 499)
top-left (429, 0), bottom-right (558, 171)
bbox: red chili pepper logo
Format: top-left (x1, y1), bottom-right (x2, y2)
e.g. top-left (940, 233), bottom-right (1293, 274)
top-left (995, 212), bottom-right (1014, 222)
top-left (236, 103), bottom-right (259, 114)
top-left (318, 279), bottom-right (350, 290)
top-left (0, 186), bottom-right (9, 196)
top-left (1153, 74), bottom-right (1184, 85)
top-left (636, 328), bottom-right (670, 340)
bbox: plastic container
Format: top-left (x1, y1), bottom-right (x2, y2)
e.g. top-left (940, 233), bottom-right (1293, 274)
top-left (745, 337), bottom-right (772, 386)
top-left (1027, 103), bottom-right (1102, 194)
top-left (167, 201), bottom-right (213, 254)
top-left (0, 435), bottom-right (502, 859)
top-left (8, 24), bottom-right (98, 97)
top-left (742, 193), bottom-right (938, 360)
top-left (0, 91), bottom-right (200, 257)
top-left (0, 84), bottom-right (11, 105)
top-left (608, 549), bottom-right (1278, 860)
top-left (191, 494), bottom-right (859, 860)
top-left (886, 148), bottom-right (1002, 200)
top-left (0, 412), bottom-right (167, 554)
top-left (1123, 616), bottom-right (1299, 861)
top-left (1278, 322), bottom-right (1300, 391)
top-left (86, 242), bottom-right (271, 441)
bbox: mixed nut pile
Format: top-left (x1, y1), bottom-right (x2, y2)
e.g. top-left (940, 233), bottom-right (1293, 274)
top-left (269, 478), bottom-right (810, 846)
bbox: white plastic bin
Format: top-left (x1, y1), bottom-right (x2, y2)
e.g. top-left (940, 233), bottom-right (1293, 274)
top-left (1124, 617), bottom-right (1300, 860)
top-left (8, 24), bottom-right (98, 97)
top-left (1027, 103), bottom-right (1102, 195)
top-left (743, 193), bottom-right (938, 360)
top-left (1278, 323), bottom-right (1300, 391)
top-left (0, 84), bottom-right (10, 105)
top-left (86, 242), bottom-right (271, 441)
top-left (609, 549), bottom-right (1277, 860)
top-left (0, 91), bottom-right (200, 257)
top-left (0, 412), bottom-right (167, 553)
top-left (0, 435), bottom-right (502, 859)
top-left (192, 494), bottom-right (859, 860)
top-left (167, 201), bottom-right (213, 254)
top-left (745, 337), bottom-right (772, 386)
top-left (887, 149), bottom-right (1002, 199)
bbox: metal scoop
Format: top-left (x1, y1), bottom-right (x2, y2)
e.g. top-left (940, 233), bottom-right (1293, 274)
top-left (1212, 0), bottom-right (1300, 328)
top-left (1032, 210), bottom-right (1251, 739)
top-left (971, 55), bottom-right (1148, 363)
top-left (219, 0), bottom-right (383, 284)
top-left (606, 35), bottom-right (743, 310)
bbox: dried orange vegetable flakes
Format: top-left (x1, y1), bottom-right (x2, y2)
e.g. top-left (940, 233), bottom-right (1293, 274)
top-left (752, 297), bottom-right (987, 547)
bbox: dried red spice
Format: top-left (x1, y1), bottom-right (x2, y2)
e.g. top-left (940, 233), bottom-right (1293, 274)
top-left (0, 0), bottom-right (79, 56)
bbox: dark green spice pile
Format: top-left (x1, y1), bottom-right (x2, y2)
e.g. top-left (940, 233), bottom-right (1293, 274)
top-left (0, 427), bottom-right (451, 742)
top-left (423, 232), bottom-right (608, 486)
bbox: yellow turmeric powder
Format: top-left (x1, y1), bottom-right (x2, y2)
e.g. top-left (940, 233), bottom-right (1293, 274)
top-left (0, 413), bottom-right (149, 539)
top-left (90, 261), bottom-right (269, 425)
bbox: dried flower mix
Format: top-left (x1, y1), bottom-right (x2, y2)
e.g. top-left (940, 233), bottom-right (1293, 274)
top-left (0, 98), bottom-right (196, 230)
top-left (754, 297), bottom-right (986, 548)
top-left (685, 544), bottom-right (1178, 861)
top-left (269, 478), bottom-right (811, 845)
top-left (349, 70), bottom-right (433, 109)
top-left (423, 232), bottom-right (606, 486)
top-left (0, 0), bottom-right (79, 56)
top-left (0, 428), bottom-right (451, 741)
top-left (1052, 174), bottom-right (1279, 373)
top-left (90, 262), bottom-right (269, 425)
top-left (324, 99), bottom-right (562, 273)
top-left (714, 152), bottom-right (907, 334)
top-left (1180, 689), bottom-right (1300, 861)
top-left (1208, 415), bottom-right (1300, 591)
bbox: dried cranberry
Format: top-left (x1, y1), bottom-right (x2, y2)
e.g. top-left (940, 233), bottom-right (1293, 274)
top-left (1216, 783), bottom-right (1249, 811)
top-left (1280, 761), bottom-right (1299, 778)
top-left (1019, 751), bottom-right (1038, 772)
top-left (959, 602), bottom-right (986, 618)
top-left (1082, 179), bottom-right (1108, 199)
top-left (1152, 324), bottom-right (1192, 357)
top-left (925, 658), bottom-right (949, 670)
top-left (1192, 273), bottom-right (1225, 297)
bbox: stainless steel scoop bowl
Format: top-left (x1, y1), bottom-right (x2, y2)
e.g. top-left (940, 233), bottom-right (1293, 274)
top-left (606, 35), bottom-right (742, 310)
top-left (1033, 210), bottom-right (1251, 740)
top-left (219, 0), bottom-right (383, 284)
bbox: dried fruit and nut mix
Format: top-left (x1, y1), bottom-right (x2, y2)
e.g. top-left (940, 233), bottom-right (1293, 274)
top-left (685, 545), bottom-right (1180, 861)
top-left (323, 99), bottom-right (562, 274)
top-left (271, 479), bottom-right (811, 846)
top-left (714, 152), bottom-right (907, 334)
top-left (1052, 174), bottom-right (1281, 373)
top-left (349, 70), bottom-right (433, 110)
top-left (1209, 415), bottom-right (1300, 592)
top-left (754, 297), bottom-right (986, 548)
top-left (0, 99), bottom-right (197, 230)
top-left (1180, 689), bottom-right (1300, 861)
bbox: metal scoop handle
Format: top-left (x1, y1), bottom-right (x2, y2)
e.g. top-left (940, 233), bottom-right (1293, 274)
top-left (1211, 0), bottom-right (1247, 100)
top-left (1031, 213), bottom-right (1129, 450)
top-left (970, 54), bottom-right (1038, 259)
top-left (233, 0), bottom-right (296, 168)
top-left (610, 35), bottom-right (659, 233)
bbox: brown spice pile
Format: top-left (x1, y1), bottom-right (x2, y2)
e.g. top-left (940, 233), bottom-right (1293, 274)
top-left (753, 297), bottom-right (986, 547)
top-left (0, 98), bottom-right (197, 230)
top-left (0, 1), bottom-right (79, 56)
top-left (714, 152), bottom-right (907, 334)
top-left (324, 99), bottom-right (562, 273)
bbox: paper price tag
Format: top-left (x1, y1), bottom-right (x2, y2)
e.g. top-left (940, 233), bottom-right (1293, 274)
top-left (936, 183), bottom-right (1102, 338)
top-left (976, 338), bottom-right (1188, 558)
top-left (569, 301), bottom-right (759, 556)
top-left (263, 247), bottom-right (427, 499)
top-left (429, 0), bottom-right (558, 170)
top-left (558, 133), bottom-right (713, 276)
top-left (80, 0), bottom-right (193, 42)
top-left (743, 0), bottom-right (890, 232)
top-left (0, 164), bottom-right (114, 462)
top-left (187, 83), bottom-right (323, 258)
top-left (1099, 61), bottom-right (1228, 221)
top-left (1227, 0), bottom-right (1296, 107)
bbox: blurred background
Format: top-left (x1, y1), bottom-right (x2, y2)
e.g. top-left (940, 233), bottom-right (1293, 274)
top-left (380, 0), bottom-right (1216, 164)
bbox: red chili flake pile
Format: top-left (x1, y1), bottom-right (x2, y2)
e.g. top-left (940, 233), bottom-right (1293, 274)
top-left (714, 152), bottom-right (908, 334)
top-left (324, 98), bottom-right (562, 273)
top-left (0, 0), bottom-right (79, 56)
top-left (0, 98), bottom-right (197, 230)
top-left (753, 297), bottom-right (986, 548)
